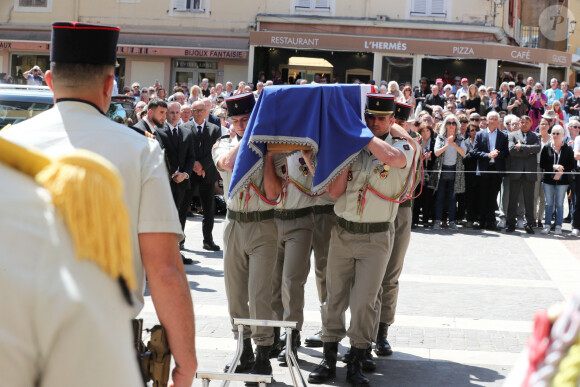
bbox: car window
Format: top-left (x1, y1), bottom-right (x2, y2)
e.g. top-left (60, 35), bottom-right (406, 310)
top-left (0, 100), bottom-right (52, 127)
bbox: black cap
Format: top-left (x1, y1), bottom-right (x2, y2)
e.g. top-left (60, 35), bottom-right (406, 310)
top-left (226, 93), bottom-right (255, 117)
top-left (51, 22), bottom-right (120, 65)
top-left (365, 94), bottom-right (395, 115)
top-left (394, 101), bottom-right (413, 121)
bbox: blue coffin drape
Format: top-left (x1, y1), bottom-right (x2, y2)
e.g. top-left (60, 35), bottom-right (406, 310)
top-left (229, 84), bottom-right (375, 197)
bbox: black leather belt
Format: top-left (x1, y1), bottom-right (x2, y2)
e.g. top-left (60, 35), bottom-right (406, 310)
top-left (337, 217), bottom-right (391, 234)
top-left (274, 207), bottom-right (313, 220)
top-left (313, 204), bottom-right (335, 215)
top-left (227, 209), bottom-right (275, 222)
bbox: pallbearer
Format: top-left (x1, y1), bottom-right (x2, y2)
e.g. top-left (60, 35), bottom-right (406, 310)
top-left (309, 94), bottom-right (418, 386)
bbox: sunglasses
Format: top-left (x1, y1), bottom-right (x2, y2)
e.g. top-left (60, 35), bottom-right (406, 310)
top-left (470, 118), bottom-right (481, 121)
top-left (446, 122), bottom-right (457, 125)
top-left (460, 120), bottom-right (469, 124)
top-left (569, 125), bottom-right (580, 129)
top-left (552, 132), bottom-right (563, 136)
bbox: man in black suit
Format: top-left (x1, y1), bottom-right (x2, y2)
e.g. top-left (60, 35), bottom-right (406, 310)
top-left (156, 102), bottom-right (196, 263)
top-left (133, 98), bottom-right (167, 134)
top-left (506, 116), bottom-right (540, 233)
top-left (182, 100), bottom-right (222, 251)
top-left (473, 111), bottom-right (510, 230)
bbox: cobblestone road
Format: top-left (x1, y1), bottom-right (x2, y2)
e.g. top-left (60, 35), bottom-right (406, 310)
top-left (138, 214), bottom-right (580, 386)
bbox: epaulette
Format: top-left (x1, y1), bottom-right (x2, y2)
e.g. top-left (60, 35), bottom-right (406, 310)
top-left (0, 136), bottom-right (136, 305)
top-left (220, 134), bottom-right (230, 139)
top-left (391, 136), bottom-right (407, 141)
top-left (129, 126), bottom-right (156, 139)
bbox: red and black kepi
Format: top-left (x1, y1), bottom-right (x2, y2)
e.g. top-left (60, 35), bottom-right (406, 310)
top-left (365, 93), bottom-right (395, 115)
top-left (51, 22), bottom-right (120, 65)
top-left (226, 93), bottom-right (255, 117)
top-left (394, 101), bottom-right (413, 122)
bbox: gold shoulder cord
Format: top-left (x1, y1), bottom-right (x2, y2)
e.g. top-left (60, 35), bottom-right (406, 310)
top-left (0, 132), bottom-right (136, 290)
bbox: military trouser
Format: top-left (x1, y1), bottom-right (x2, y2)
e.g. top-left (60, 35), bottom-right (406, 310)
top-left (223, 217), bottom-right (277, 346)
top-left (322, 222), bottom-right (395, 349)
top-left (311, 211), bottom-right (337, 305)
top-left (271, 213), bottom-right (315, 331)
top-left (376, 206), bottom-right (411, 330)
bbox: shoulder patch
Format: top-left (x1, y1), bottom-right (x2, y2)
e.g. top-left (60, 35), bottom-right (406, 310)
top-left (403, 144), bottom-right (410, 150)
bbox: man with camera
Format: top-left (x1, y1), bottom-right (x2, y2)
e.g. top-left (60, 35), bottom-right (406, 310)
top-left (23, 65), bottom-right (44, 85)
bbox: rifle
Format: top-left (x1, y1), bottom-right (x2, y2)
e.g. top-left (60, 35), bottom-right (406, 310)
top-left (132, 319), bottom-right (171, 387)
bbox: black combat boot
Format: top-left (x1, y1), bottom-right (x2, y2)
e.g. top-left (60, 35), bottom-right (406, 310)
top-left (374, 322), bottom-right (393, 356)
top-left (308, 342), bottom-right (338, 384)
top-left (245, 345), bottom-right (272, 386)
top-left (278, 329), bottom-right (300, 364)
top-left (342, 347), bottom-right (376, 371)
top-left (224, 338), bottom-right (255, 373)
top-left (346, 347), bottom-right (371, 386)
top-left (269, 327), bottom-right (283, 358)
top-left (305, 329), bottom-right (323, 347)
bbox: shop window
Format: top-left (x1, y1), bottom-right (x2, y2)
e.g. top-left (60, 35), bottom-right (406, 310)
top-left (292, 0), bottom-right (334, 15)
top-left (171, 0), bottom-right (209, 16)
top-left (14, 0), bottom-right (52, 12)
top-left (411, 0), bottom-right (446, 17)
top-left (521, 26), bottom-right (539, 48)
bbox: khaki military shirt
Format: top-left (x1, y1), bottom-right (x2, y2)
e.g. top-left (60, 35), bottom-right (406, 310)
top-left (274, 152), bottom-right (317, 210)
top-left (212, 136), bottom-right (278, 213)
top-left (1, 101), bottom-right (183, 312)
top-left (334, 139), bottom-right (416, 223)
top-left (0, 165), bottom-right (142, 387)
top-left (315, 192), bottom-right (336, 206)
top-left (212, 135), bottom-right (238, 201)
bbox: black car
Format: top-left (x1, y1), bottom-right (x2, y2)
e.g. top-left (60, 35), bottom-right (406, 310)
top-left (0, 85), bottom-right (134, 129)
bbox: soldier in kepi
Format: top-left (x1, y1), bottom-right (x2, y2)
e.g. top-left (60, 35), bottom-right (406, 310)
top-left (309, 94), bottom-right (418, 386)
top-left (212, 92), bottom-right (281, 381)
top-left (1, 22), bottom-right (197, 386)
top-left (373, 101), bottom-right (421, 359)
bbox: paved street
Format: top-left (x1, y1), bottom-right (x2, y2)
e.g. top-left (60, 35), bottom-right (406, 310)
top-left (138, 213), bottom-right (580, 387)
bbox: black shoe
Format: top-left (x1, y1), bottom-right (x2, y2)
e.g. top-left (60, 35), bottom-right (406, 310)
top-left (536, 221), bottom-right (543, 228)
top-left (524, 224), bottom-right (535, 234)
top-left (375, 322), bottom-right (393, 356)
top-left (278, 329), bottom-right (299, 364)
top-left (505, 224), bottom-right (516, 233)
top-left (486, 223), bottom-right (499, 231)
top-left (203, 240), bottom-right (220, 251)
top-left (181, 254), bottom-right (193, 265)
top-left (224, 338), bottom-right (255, 373)
top-left (564, 215), bottom-right (571, 223)
top-left (308, 342), bottom-right (338, 384)
top-left (245, 345), bottom-right (272, 386)
top-left (342, 347), bottom-right (375, 371)
top-left (269, 327), bottom-right (283, 358)
top-left (473, 222), bottom-right (485, 230)
top-left (346, 347), bottom-right (370, 386)
top-left (305, 330), bottom-right (323, 348)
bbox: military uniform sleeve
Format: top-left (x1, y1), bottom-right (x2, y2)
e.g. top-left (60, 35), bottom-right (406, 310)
top-left (212, 138), bottom-right (230, 172)
top-left (138, 140), bottom-right (184, 239)
top-left (392, 139), bottom-right (416, 176)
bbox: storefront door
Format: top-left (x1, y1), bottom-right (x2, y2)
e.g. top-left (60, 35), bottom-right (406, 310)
top-left (172, 59), bottom-right (218, 90)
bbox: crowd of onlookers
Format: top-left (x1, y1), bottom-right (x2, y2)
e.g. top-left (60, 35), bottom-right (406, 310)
top-left (121, 72), bottom-right (580, 237)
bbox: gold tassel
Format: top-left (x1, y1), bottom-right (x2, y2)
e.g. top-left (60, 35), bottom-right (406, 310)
top-left (0, 137), bottom-right (135, 290)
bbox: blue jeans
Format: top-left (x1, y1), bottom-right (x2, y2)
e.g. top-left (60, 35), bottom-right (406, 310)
top-left (543, 183), bottom-right (568, 227)
top-left (435, 168), bottom-right (456, 222)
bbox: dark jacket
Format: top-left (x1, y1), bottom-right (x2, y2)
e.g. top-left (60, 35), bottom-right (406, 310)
top-left (181, 120), bottom-right (222, 184)
top-left (508, 130), bottom-right (540, 180)
top-left (424, 93), bottom-right (445, 114)
top-left (472, 128), bottom-right (510, 174)
top-left (564, 95), bottom-right (580, 117)
top-left (540, 143), bottom-right (575, 185)
top-left (156, 123), bottom-right (196, 188)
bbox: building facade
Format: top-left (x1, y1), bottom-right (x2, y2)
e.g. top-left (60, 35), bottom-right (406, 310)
top-left (0, 0), bottom-right (573, 90)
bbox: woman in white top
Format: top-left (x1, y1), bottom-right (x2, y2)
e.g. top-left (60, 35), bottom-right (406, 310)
top-left (432, 114), bottom-right (467, 229)
top-left (534, 117), bottom-right (552, 228)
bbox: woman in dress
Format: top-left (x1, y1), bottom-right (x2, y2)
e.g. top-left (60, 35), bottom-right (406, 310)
top-left (528, 83), bottom-right (547, 131)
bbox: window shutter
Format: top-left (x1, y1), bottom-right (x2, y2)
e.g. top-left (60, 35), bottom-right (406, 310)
top-left (430, 0), bottom-right (445, 15)
top-left (412, 0), bottom-right (427, 14)
top-left (315, 0), bottom-right (330, 8)
top-left (509, 0), bottom-right (514, 27)
top-left (174, 0), bottom-right (187, 11)
top-left (295, 0), bottom-right (312, 8)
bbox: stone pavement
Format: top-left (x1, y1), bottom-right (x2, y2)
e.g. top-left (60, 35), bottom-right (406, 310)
top-left (138, 213), bottom-right (580, 386)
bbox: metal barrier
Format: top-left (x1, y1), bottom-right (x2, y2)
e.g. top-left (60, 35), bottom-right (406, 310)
top-left (195, 318), bottom-right (307, 387)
